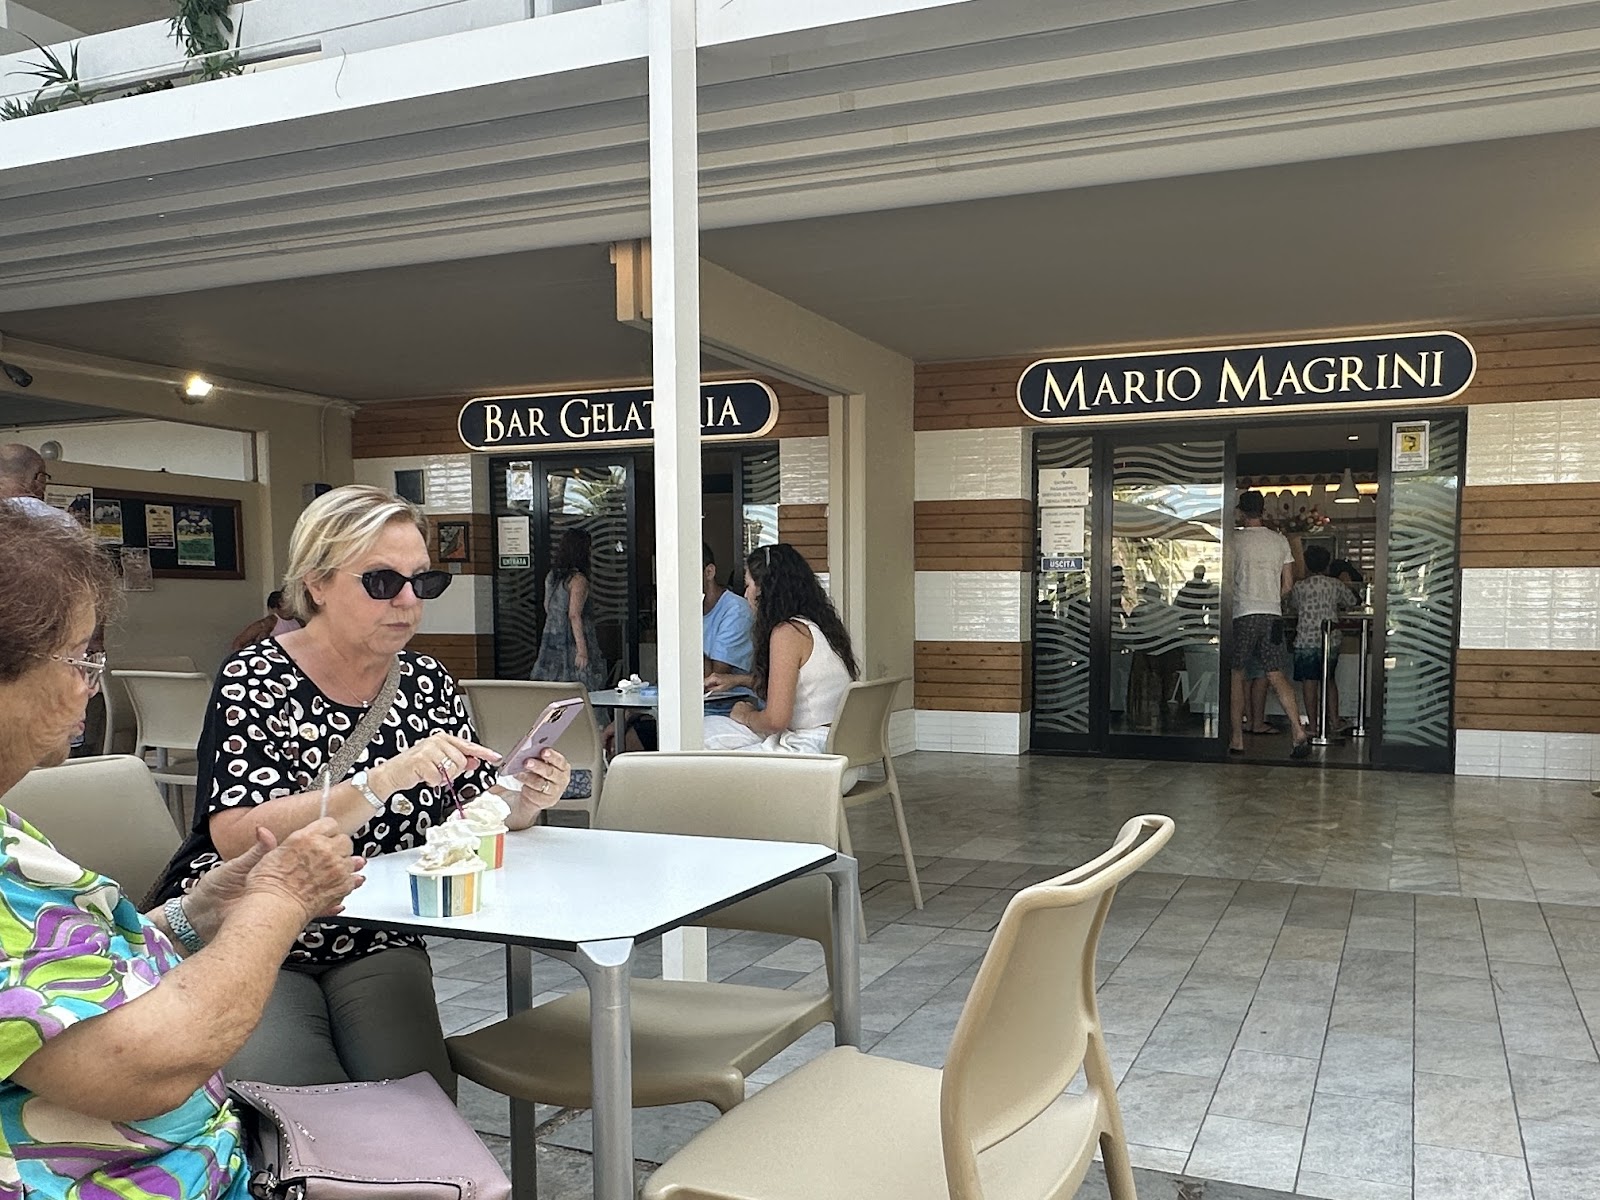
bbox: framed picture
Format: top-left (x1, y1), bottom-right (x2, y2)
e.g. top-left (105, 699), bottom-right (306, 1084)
top-left (437, 521), bottom-right (470, 563)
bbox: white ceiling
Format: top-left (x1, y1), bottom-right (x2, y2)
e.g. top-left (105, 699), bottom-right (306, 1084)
top-left (3, 128), bottom-right (1600, 402)
top-left (22, 1), bottom-right (171, 35)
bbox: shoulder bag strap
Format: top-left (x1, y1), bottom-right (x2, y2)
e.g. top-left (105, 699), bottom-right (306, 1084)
top-left (321, 656), bottom-right (403, 787)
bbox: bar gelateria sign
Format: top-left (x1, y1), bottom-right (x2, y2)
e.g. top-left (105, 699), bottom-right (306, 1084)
top-left (1017, 332), bottom-right (1475, 423)
top-left (459, 380), bottom-right (778, 452)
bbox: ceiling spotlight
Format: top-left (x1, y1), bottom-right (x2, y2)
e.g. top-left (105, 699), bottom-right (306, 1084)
top-left (1334, 466), bottom-right (1361, 504)
top-left (1, 360), bottom-right (33, 388)
top-left (1346, 434), bottom-right (1360, 442)
top-left (179, 373), bottom-right (214, 402)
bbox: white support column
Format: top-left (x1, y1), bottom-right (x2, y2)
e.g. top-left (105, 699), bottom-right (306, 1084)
top-left (648, 0), bottom-right (706, 982)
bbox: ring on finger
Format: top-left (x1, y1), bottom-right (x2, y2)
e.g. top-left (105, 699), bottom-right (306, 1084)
top-left (436, 758), bottom-right (454, 775)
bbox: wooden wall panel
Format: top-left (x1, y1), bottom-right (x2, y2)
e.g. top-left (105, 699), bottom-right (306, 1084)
top-left (353, 378), bottom-right (825, 458)
top-left (913, 322), bottom-right (1600, 431)
top-left (1460, 483), bottom-right (1600, 568)
top-left (778, 504), bottom-right (828, 573)
top-left (915, 499), bottom-right (1032, 571)
top-left (425, 513), bottom-right (493, 575)
top-left (411, 634), bottom-right (494, 681)
top-left (1456, 650), bottom-right (1600, 733)
top-left (915, 641), bottom-right (1029, 712)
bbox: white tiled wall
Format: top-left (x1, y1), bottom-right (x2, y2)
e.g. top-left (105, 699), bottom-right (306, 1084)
top-left (915, 428), bottom-right (1029, 501)
top-left (778, 437), bottom-right (829, 505)
top-left (914, 572), bottom-right (1031, 642)
top-left (1460, 568), bottom-right (1600, 651)
top-left (915, 709), bottom-right (1030, 754)
top-left (1456, 729), bottom-right (1600, 781)
top-left (353, 454), bottom-right (482, 513)
top-left (1466, 398), bottom-right (1600, 485)
top-left (889, 709), bottom-right (916, 757)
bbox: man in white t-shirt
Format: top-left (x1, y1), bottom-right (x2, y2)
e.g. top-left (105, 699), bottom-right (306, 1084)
top-left (0, 444), bottom-right (77, 530)
top-left (1229, 490), bottom-right (1310, 758)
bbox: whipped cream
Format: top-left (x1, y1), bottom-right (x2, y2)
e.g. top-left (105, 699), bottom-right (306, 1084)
top-left (446, 793), bottom-right (511, 835)
top-left (411, 823), bottom-right (482, 873)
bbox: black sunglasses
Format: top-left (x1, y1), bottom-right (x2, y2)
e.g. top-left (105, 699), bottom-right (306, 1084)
top-left (348, 569), bottom-right (453, 601)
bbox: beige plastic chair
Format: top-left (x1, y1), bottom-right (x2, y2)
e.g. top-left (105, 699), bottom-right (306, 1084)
top-left (826, 676), bottom-right (923, 909)
top-left (112, 669), bottom-right (211, 829)
top-left (4, 755), bottom-right (185, 903)
top-left (103, 655), bottom-right (198, 756)
top-left (446, 751), bottom-right (847, 1114)
top-left (458, 679), bottom-right (606, 820)
top-left (642, 813), bottom-right (1175, 1200)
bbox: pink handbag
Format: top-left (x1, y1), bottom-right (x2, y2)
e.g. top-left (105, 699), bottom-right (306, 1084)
top-left (228, 1073), bottom-right (512, 1200)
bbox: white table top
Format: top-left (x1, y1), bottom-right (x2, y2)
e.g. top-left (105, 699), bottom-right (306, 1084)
top-left (337, 825), bottom-right (835, 950)
top-left (589, 689), bottom-right (659, 709)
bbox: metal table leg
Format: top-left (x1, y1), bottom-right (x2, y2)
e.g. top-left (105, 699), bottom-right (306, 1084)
top-left (504, 947), bottom-right (539, 1200)
top-left (566, 938), bottom-right (636, 1200)
top-left (818, 855), bottom-right (862, 1047)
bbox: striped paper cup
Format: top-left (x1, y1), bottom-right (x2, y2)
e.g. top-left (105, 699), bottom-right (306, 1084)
top-left (472, 827), bottom-right (507, 870)
top-left (408, 859), bottom-right (486, 917)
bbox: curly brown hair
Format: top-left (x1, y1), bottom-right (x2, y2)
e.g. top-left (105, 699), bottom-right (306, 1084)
top-left (0, 505), bottom-right (117, 682)
top-left (745, 542), bottom-right (858, 687)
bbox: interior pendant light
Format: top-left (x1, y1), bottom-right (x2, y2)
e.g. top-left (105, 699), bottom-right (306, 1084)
top-left (1334, 466), bottom-right (1360, 504)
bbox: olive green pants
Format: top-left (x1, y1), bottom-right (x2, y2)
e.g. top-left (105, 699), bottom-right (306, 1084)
top-left (225, 945), bottom-right (456, 1100)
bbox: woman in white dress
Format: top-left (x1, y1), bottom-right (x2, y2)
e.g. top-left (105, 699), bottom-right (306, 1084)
top-left (703, 543), bottom-right (858, 755)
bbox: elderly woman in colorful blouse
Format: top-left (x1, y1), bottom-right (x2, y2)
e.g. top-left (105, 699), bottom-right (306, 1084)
top-left (153, 485), bottom-right (571, 1098)
top-left (0, 505), bottom-right (364, 1199)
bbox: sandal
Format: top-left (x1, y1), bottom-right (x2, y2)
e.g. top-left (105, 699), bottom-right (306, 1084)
top-left (1245, 723), bottom-right (1279, 735)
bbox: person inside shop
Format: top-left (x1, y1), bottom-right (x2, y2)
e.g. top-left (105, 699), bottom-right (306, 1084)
top-left (1228, 490), bottom-right (1311, 758)
top-left (228, 590), bottom-right (303, 652)
top-left (1173, 564), bottom-right (1220, 637)
top-left (531, 527), bottom-right (607, 691)
top-left (1331, 558), bottom-right (1366, 600)
top-left (1289, 544), bottom-right (1359, 737)
top-left (1126, 579), bottom-right (1184, 731)
top-left (703, 542), bottom-right (857, 758)
top-left (0, 442), bottom-right (75, 529)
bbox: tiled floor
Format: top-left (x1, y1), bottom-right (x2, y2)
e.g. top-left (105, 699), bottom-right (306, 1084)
top-left (437, 753), bottom-right (1600, 1199)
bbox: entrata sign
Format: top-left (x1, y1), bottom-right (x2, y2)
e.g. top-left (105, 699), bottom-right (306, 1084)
top-left (1017, 332), bottom-right (1475, 424)
top-left (459, 380), bottom-right (779, 452)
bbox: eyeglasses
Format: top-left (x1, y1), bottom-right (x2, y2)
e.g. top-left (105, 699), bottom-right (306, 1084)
top-left (44, 651), bottom-right (106, 693)
top-left (348, 569), bottom-right (453, 601)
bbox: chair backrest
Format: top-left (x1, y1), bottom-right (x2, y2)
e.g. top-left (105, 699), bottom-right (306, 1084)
top-left (111, 670), bottom-right (213, 754)
top-left (104, 656), bottom-right (200, 756)
top-left (3, 755), bottom-right (185, 902)
top-left (596, 752), bottom-right (845, 953)
top-left (824, 676), bottom-right (906, 771)
top-left (458, 680), bottom-right (605, 788)
top-left (939, 814), bottom-right (1175, 1200)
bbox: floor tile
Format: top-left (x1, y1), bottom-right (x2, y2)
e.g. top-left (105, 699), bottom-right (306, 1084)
top-left (1295, 1170), bottom-right (1410, 1200)
top-left (1315, 1032), bottom-right (1412, 1102)
top-left (1184, 1114), bottom-right (1304, 1191)
top-left (1413, 1146), bottom-right (1531, 1200)
top-left (1300, 1093), bottom-right (1412, 1187)
top-left (1209, 1049), bottom-right (1318, 1127)
top-left (1413, 1069), bottom-right (1522, 1157)
top-left (1508, 1052), bottom-right (1600, 1127)
top-left (1114, 1068), bottom-right (1218, 1153)
top-left (1235, 998), bottom-right (1331, 1059)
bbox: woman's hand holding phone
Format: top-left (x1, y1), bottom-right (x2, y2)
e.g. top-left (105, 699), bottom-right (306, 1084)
top-left (504, 747), bottom-right (572, 811)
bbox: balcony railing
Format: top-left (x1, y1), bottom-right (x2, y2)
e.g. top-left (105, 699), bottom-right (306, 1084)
top-left (0, 0), bottom-right (610, 119)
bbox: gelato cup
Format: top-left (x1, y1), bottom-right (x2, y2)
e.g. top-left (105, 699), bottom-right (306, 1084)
top-left (408, 858), bottom-right (485, 917)
top-left (469, 826), bottom-right (507, 869)
top-left (446, 795), bottom-right (512, 870)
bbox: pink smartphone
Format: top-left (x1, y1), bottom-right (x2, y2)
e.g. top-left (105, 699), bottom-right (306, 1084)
top-left (498, 698), bottom-right (585, 780)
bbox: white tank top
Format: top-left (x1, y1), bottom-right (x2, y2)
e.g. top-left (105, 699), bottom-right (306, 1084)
top-left (788, 617), bottom-right (853, 731)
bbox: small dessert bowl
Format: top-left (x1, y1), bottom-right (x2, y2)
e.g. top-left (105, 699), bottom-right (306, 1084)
top-left (471, 826), bottom-right (507, 870)
top-left (409, 858), bottom-right (487, 917)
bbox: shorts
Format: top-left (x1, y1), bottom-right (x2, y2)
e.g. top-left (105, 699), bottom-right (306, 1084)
top-left (1293, 646), bottom-right (1338, 682)
top-left (1231, 614), bottom-right (1287, 678)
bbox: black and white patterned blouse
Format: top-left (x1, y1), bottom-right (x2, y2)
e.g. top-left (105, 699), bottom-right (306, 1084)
top-left (169, 642), bottom-right (498, 966)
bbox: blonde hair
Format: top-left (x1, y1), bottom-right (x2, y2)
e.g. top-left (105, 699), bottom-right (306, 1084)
top-left (281, 485), bottom-right (427, 621)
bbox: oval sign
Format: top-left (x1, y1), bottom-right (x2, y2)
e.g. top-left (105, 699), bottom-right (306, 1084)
top-left (1017, 331), bottom-right (1475, 423)
top-left (459, 380), bottom-right (779, 452)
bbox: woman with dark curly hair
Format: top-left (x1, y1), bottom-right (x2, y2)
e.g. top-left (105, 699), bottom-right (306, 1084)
top-left (531, 527), bottom-right (607, 691)
top-left (703, 542), bottom-right (858, 755)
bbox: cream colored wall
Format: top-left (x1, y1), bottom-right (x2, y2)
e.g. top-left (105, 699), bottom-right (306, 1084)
top-left (8, 336), bottom-right (355, 582)
top-left (51, 461), bottom-right (264, 674)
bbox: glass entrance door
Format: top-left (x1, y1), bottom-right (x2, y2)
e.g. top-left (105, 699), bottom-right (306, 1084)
top-left (490, 457), bottom-right (637, 683)
top-left (1105, 437), bottom-right (1229, 756)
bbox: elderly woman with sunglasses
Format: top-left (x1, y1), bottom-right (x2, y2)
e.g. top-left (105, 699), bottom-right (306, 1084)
top-left (0, 506), bottom-right (362, 1199)
top-left (152, 486), bottom-right (571, 1097)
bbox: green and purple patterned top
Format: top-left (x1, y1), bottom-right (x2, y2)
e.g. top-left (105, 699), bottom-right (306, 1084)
top-left (0, 806), bottom-right (249, 1199)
